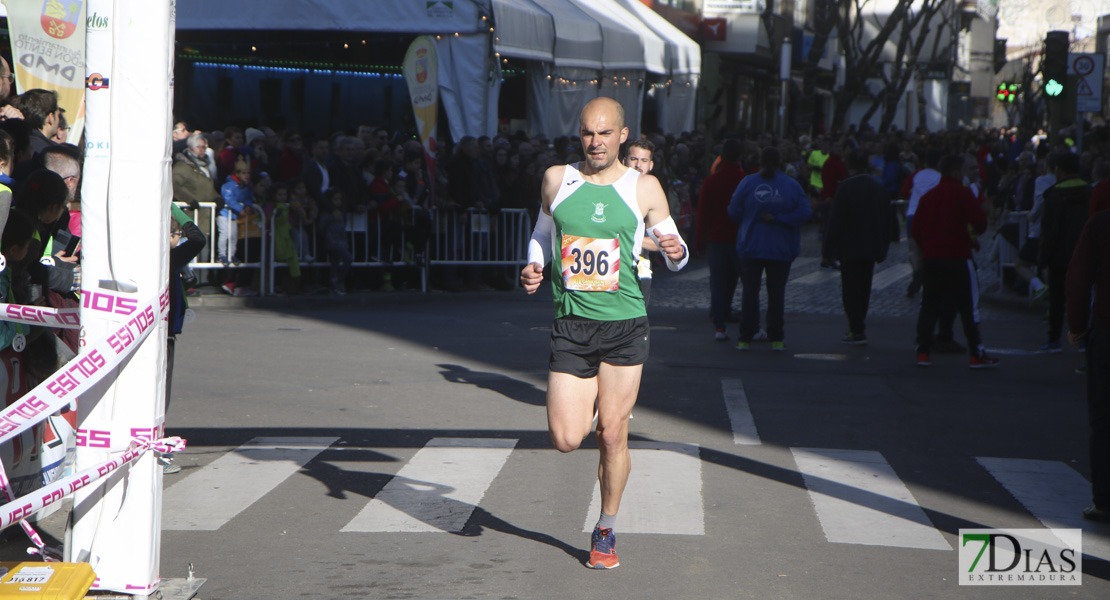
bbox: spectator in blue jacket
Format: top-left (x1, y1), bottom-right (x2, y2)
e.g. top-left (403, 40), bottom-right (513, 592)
top-left (728, 145), bottom-right (812, 351)
top-left (217, 156), bottom-right (253, 267)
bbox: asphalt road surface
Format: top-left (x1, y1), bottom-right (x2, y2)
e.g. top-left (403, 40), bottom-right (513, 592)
top-left (4, 248), bottom-right (1107, 600)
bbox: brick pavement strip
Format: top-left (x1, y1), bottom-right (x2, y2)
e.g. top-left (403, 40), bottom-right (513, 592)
top-left (652, 223), bottom-right (1035, 322)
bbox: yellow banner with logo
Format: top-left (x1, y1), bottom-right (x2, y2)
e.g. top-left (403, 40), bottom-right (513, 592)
top-left (2, 0), bottom-right (87, 141)
top-left (402, 36), bottom-right (438, 198)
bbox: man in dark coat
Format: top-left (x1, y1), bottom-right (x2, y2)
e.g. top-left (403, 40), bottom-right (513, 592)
top-left (1066, 209), bottom-right (1110, 523)
top-left (1040, 152), bottom-right (1091, 352)
top-left (823, 148), bottom-right (892, 344)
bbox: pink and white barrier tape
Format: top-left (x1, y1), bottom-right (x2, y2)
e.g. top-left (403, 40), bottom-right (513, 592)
top-left (0, 303), bottom-right (81, 330)
top-left (0, 436), bottom-right (185, 530)
top-left (0, 287), bottom-right (168, 447)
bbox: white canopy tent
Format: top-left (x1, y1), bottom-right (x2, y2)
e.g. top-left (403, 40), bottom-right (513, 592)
top-left (527, 0), bottom-right (606, 138)
top-left (615, 0), bottom-right (700, 133)
top-left (496, 0), bottom-right (701, 137)
top-left (491, 0), bottom-right (554, 63)
top-left (176, 0), bottom-right (499, 140)
top-left (568, 0), bottom-right (665, 140)
top-left (174, 0), bottom-right (700, 139)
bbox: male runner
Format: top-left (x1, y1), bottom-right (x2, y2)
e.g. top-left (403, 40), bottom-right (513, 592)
top-left (624, 138), bottom-right (659, 304)
top-left (520, 97), bottom-right (688, 569)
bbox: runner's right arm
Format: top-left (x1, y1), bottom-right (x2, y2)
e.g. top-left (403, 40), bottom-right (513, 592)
top-left (521, 166), bottom-right (565, 294)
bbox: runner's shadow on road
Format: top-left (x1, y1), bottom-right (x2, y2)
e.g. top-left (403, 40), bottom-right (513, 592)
top-left (302, 459), bottom-right (584, 564)
top-left (436, 363), bottom-right (546, 407)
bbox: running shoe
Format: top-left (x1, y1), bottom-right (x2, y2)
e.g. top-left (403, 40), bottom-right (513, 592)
top-left (1082, 505), bottom-right (1110, 523)
top-left (714, 329), bottom-right (728, 341)
top-left (736, 341), bottom-right (751, 351)
top-left (1031, 285), bottom-right (1050, 307)
top-left (916, 353), bottom-right (932, 367)
top-left (1036, 341), bottom-right (1063, 354)
top-left (969, 353), bottom-right (1000, 369)
top-left (841, 332), bottom-right (868, 345)
top-left (587, 527), bottom-right (619, 569)
top-left (771, 341), bottom-right (786, 352)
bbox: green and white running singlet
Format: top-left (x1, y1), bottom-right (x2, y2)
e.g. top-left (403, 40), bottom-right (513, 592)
top-left (549, 163), bottom-right (645, 321)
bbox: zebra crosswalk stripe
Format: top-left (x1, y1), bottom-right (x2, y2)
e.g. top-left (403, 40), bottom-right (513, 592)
top-left (792, 448), bottom-right (950, 550)
top-left (341, 438), bottom-right (517, 533)
top-left (582, 442), bottom-right (704, 535)
top-left (722, 378), bottom-right (760, 446)
top-left (977, 457), bottom-right (1110, 561)
top-left (163, 436), bottom-right (337, 531)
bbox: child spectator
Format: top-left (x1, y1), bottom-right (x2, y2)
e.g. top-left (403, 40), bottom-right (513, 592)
top-left (317, 188), bottom-right (352, 295)
top-left (218, 156), bottom-right (253, 271)
top-left (267, 183), bottom-right (302, 294)
top-left (288, 179), bottom-right (317, 262)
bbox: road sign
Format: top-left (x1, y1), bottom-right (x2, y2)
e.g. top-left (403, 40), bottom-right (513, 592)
top-left (1068, 53), bottom-right (1104, 112)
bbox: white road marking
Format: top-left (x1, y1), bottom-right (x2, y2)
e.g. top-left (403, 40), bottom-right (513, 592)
top-left (722, 378), bottom-right (761, 445)
top-left (791, 448), bottom-right (950, 550)
top-left (977, 457), bottom-right (1110, 561)
top-left (870, 263), bottom-right (913, 290)
top-left (793, 353), bottom-right (850, 361)
top-left (791, 269), bottom-right (840, 285)
top-left (983, 348), bottom-right (1040, 356)
top-left (341, 438), bottom-right (517, 533)
top-left (163, 437), bottom-right (337, 531)
top-left (583, 442), bottom-right (704, 535)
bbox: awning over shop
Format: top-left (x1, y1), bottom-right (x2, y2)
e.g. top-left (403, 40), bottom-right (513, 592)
top-left (530, 0), bottom-right (605, 70)
top-left (565, 0), bottom-right (647, 72)
top-left (615, 0), bottom-right (701, 76)
top-left (570, 0), bottom-right (666, 75)
top-left (491, 0), bottom-right (555, 63)
top-left (176, 0), bottom-right (485, 34)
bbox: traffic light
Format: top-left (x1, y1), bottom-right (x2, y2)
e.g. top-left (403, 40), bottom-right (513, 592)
top-left (996, 82), bottom-right (1019, 103)
top-left (1042, 30), bottom-right (1069, 99)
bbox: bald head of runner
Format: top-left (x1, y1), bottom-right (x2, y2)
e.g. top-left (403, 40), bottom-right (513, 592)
top-left (579, 97), bottom-right (628, 174)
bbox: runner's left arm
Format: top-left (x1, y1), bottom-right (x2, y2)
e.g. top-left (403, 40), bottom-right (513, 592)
top-left (639, 174), bottom-right (689, 271)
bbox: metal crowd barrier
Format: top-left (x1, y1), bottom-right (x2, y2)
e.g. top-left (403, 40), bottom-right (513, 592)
top-left (176, 201), bottom-right (267, 295)
top-left (427, 207), bottom-right (531, 268)
top-left (176, 203), bottom-right (532, 295)
top-left (267, 209), bottom-right (430, 294)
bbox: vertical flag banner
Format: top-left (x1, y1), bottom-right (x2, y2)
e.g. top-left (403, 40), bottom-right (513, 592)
top-left (66, 0), bottom-right (173, 593)
top-left (403, 36), bottom-right (439, 198)
top-left (2, 0), bottom-right (87, 141)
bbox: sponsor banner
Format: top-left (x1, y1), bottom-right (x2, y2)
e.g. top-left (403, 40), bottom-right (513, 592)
top-left (0, 303), bottom-right (81, 329)
top-left (402, 36), bottom-right (439, 200)
top-left (1, 0), bottom-right (87, 141)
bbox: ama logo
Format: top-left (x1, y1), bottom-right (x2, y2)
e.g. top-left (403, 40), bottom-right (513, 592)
top-left (41, 0), bottom-right (83, 40)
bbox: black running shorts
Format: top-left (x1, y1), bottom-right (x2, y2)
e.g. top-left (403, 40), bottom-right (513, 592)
top-left (549, 316), bottom-right (650, 378)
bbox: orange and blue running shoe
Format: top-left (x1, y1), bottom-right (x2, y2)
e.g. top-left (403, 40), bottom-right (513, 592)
top-left (587, 527), bottom-right (619, 569)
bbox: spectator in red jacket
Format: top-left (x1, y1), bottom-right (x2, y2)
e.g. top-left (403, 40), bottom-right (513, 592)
top-left (818, 139), bottom-right (848, 269)
top-left (911, 154), bottom-right (998, 369)
top-left (696, 138), bottom-right (745, 340)
top-left (1088, 161), bottom-right (1110, 217)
